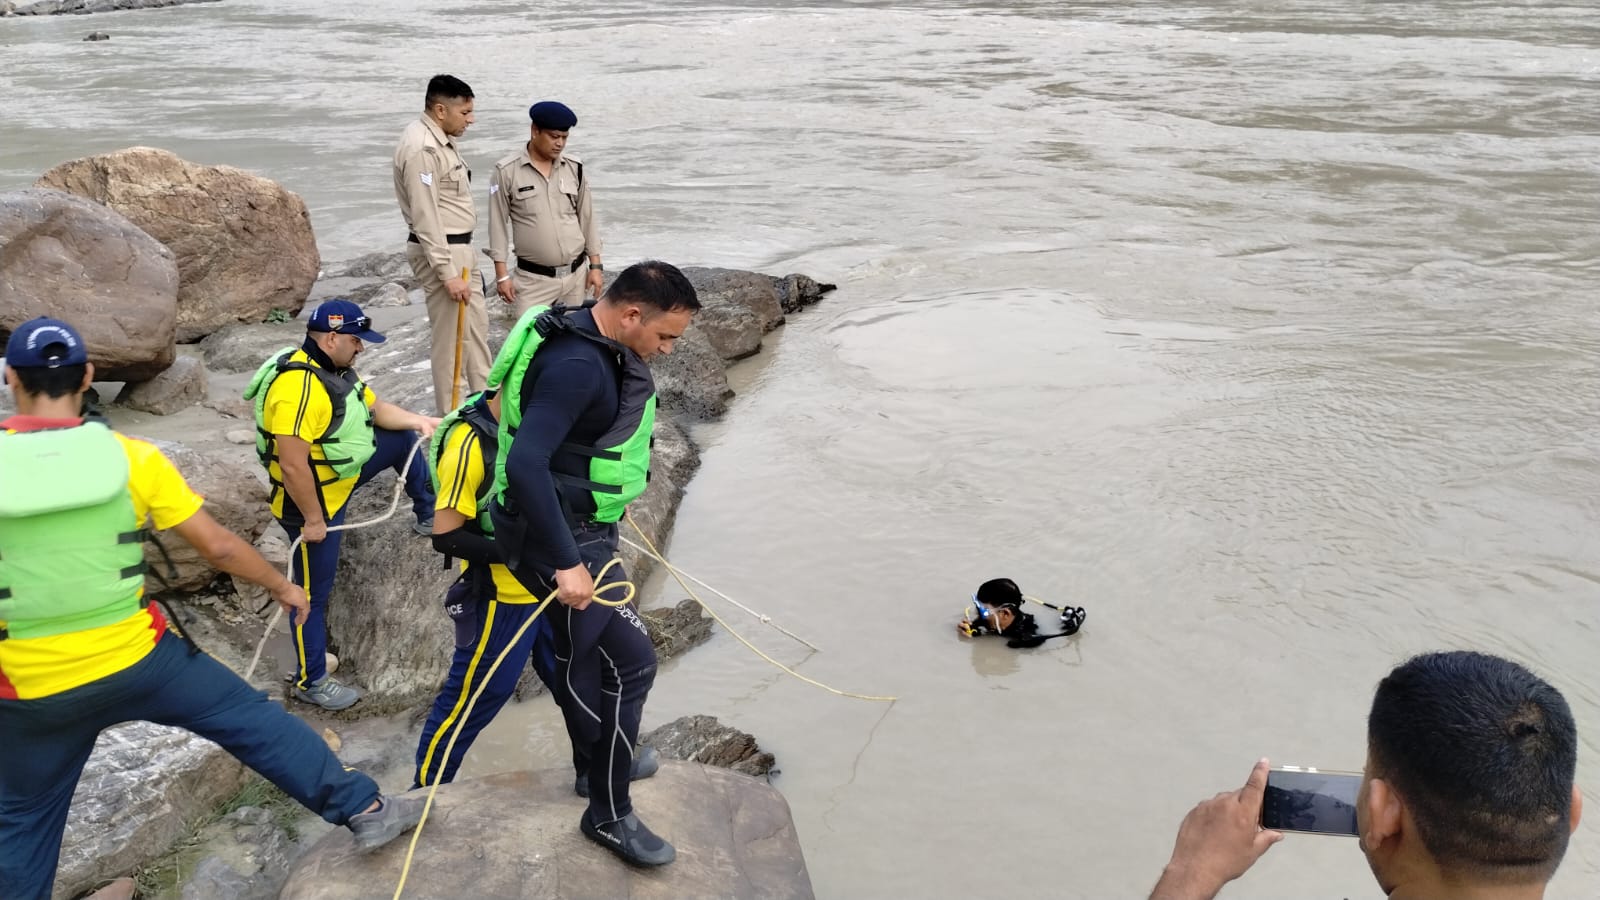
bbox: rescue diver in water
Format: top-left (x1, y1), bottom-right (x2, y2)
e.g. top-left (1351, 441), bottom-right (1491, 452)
top-left (958, 577), bottom-right (1086, 648)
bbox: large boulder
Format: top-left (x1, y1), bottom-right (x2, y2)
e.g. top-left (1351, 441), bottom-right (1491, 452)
top-left (55, 722), bottom-right (251, 900)
top-left (135, 438), bottom-right (273, 592)
top-left (279, 762), bottom-right (813, 900)
top-left (37, 147), bottom-right (320, 343)
top-left (649, 323), bottom-right (733, 419)
top-left (0, 188), bottom-right (177, 381)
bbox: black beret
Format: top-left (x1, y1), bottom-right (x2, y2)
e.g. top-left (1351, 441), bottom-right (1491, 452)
top-left (528, 101), bottom-right (577, 130)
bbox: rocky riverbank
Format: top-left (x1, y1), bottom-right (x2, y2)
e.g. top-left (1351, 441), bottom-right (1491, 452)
top-left (1, 148), bottom-right (828, 899)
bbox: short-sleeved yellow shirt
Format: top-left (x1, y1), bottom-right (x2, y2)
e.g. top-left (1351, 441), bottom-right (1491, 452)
top-left (260, 349), bottom-right (377, 520)
top-left (0, 419), bottom-right (205, 699)
top-left (435, 420), bottom-right (535, 604)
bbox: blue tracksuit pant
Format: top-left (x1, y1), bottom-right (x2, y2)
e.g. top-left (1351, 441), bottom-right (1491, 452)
top-left (280, 426), bottom-right (434, 689)
top-left (0, 637), bottom-right (379, 900)
top-left (411, 570), bottom-right (568, 789)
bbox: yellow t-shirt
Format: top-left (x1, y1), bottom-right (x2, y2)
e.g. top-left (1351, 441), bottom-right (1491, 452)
top-left (261, 349), bottom-right (377, 520)
top-left (435, 420), bottom-right (535, 604)
top-left (0, 424), bottom-right (205, 700)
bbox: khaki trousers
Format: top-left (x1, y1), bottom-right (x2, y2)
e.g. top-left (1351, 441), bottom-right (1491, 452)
top-left (511, 264), bottom-right (586, 321)
top-left (407, 242), bottom-right (489, 415)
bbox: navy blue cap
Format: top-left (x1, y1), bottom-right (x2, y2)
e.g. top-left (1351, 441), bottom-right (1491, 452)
top-left (528, 101), bottom-right (577, 131)
top-left (5, 317), bottom-right (89, 369)
top-left (306, 299), bottom-right (386, 343)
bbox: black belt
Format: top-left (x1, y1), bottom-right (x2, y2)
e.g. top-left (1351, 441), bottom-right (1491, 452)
top-left (408, 232), bottom-right (473, 245)
top-left (516, 252), bottom-right (586, 279)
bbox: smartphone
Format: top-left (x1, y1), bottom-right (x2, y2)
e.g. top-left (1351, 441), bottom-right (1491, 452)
top-left (1260, 766), bottom-right (1361, 836)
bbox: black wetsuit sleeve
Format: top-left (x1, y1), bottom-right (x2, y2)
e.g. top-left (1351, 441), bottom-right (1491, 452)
top-left (431, 528), bottom-right (504, 565)
top-left (503, 353), bottom-right (606, 570)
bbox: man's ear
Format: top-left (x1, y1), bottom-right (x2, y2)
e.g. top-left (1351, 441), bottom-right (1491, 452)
top-left (3, 365), bottom-right (15, 391)
top-left (80, 362), bottom-right (96, 393)
top-left (1364, 776), bottom-right (1403, 851)
top-left (1570, 786), bottom-right (1583, 836)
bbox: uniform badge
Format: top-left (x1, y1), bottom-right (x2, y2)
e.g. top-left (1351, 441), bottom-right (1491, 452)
top-left (420, 172), bottom-right (433, 186)
top-left (327, 314), bottom-right (345, 330)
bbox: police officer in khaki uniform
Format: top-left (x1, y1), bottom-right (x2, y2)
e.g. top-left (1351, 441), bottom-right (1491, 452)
top-left (487, 101), bottom-right (604, 320)
top-left (393, 74), bottom-right (489, 415)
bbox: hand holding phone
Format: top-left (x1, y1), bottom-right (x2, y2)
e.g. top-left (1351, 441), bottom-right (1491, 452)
top-left (1260, 767), bottom-right (1362, 836)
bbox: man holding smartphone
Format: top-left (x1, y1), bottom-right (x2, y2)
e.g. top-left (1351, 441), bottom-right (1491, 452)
top-left (1149, 651), bottom-right (1583, 899)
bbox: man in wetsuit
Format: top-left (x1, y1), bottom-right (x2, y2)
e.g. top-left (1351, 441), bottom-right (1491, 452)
top-left (487, 260), bottom-right (699, 867)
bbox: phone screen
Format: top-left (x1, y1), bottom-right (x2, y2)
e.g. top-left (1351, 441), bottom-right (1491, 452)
top-left (1260, 768), bottom-right (1361, 836)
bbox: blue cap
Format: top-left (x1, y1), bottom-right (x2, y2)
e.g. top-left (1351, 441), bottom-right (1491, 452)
top-left (306, 299), bottom-right (386, 343)
top-left (528, 100), bottom-right (577, 131)
top-left (5, 317), bottom-right (90, 369)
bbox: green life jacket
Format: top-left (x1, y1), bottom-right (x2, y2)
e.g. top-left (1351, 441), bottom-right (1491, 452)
top-left (429, 391), bottom-right (500, 534)
top-left (243, 347), bottom-right (378, 489)
top-left (485, 305), bottom-right (655, 525)
top-left (0, 422), bottom-right (149, 641)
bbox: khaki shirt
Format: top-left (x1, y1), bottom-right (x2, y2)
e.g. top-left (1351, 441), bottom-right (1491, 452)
top-left (393, 115), bottom-right (477, 283)
top-left (487, 149), bottom-right (601, 267)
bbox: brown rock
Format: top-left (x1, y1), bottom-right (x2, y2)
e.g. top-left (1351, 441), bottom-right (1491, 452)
top-left (279, 762), bottom-right (812, 900)
top-left (114, 354), bottom-right (207, 415)
top-left (0, 188), bottom-right (177, 382)
top-left (37, 147), bottom-right (320, 343)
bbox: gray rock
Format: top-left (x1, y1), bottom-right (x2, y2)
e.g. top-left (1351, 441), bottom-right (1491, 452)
top-left (82, 30), bottom-right (108, 39)
top-left (55, 722), bottom-right (252, 900)
top-left (115, 354), bottom-right (207, 415)
top-left (0, 188), bottom-right (178, 382)
top-left (178, 805), bottom-right (293, 900)
top-left (1, 2), bottom-right (16, 17)
top-left (204, 395), bottom-right (253, 419)
top-left (773, 273), bottom-right (835, 313)
top-left (642, 714), bottom-right (777, 777)
top-left (225, 427), bottom-right (255, 445)
top-left (694, 297), bottom-right (765, 361)
top-left (649, 323), bottom-right (733, 420)
top-left (641, 599), bottom-right (714, 662)
top-left (683, 266), bottom-right (787, 332)
top-left (279, 762), bottom-right (812, 900)
top-left (350, 281), bottom-right (409, 308)
top-left (135, 439), bottom-right (272, 591)
top-left (198, 322), bottom-right (303, 373)
top-left (38, 147), bottom-right (319, 342)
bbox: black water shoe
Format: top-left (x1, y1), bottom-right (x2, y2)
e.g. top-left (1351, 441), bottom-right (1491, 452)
top-left (575, 745), bottom-right (661, 797)
top-left (580, 809), bottom-right (676, 867)
top-left (348, 793), bottom-right (426, 852)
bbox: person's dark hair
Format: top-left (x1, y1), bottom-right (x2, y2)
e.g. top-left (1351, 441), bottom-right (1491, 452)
top-left (603, 260), bottom-right (701, 315)
top-left (1368, 651), bottom-right (1577, 884)
top-left (425, 74), bottom-right (474, 109)
top-left (10, 362), bottom-right (88, 400)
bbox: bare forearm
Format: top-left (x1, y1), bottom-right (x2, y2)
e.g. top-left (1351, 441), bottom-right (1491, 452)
top-left (279, 459), bottom-right (325, 526)
top-left (373, 400), bottom-right (424, 432)
top-left (204, 528), bottom-right (293, 591)
top-left (1149, 866), bottom-right (1222, 900)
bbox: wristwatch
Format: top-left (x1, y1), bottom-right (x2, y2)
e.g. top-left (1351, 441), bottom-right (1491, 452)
top-left (588, 263), bottom-right (603, 271)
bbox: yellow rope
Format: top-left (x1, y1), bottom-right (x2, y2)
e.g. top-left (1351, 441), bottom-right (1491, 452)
top-left (393, 560), bottom-right (635, 899)
top-left (624, 512), bottom-right (896, 704)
